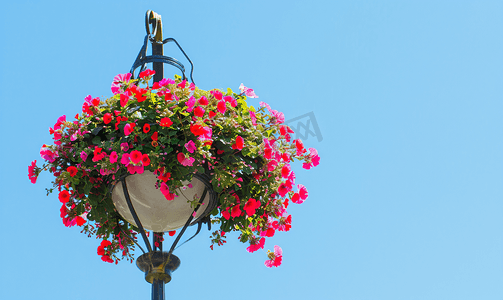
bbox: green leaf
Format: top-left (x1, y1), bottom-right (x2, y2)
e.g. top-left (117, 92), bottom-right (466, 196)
top-left (92, 136), bottom-right (101, 145)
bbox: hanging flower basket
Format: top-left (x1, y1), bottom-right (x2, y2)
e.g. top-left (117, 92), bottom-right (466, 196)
top-left (29, 70), bottom-right (320, 266)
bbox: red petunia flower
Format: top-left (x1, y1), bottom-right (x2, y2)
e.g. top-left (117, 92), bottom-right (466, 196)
top-left (160, 117), bottom-right (173, 127)
top-left (217, 100), bottom-right (226, 114)
top-left (103, 113), bottom-right (113, 124)
top-left (211, 90), bottom-right (223, 100)
top-left (141, 154), bottom-right (150, 166)
top-left (28, 160), bottom-right (38, 184)
top-left (67, 166), bottom-right (78, 177)
top-left (198, 96), bottom-right (208, 106)
top-left (130, 150), bottom-right (142, 164)
top-left (232, 136), bottom-right (244, 150)
top-left (194, 106), bottom-right (205, 117)
top-left (58, 190), bottom-right (70, 203)
top-left (151, 131), bottom-right (158, 141)
top-left (139, 69), bottom-right (155, 79)
top-left (230, 205), bottom-right (242, 218)
top-left (244, 198), bottom-right (261, 216)
top-left (143, 123), bottom-right (150, 133)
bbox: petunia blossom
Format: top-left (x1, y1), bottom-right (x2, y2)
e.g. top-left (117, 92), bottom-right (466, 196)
top-left (264, 245), bottom-right (283, 268)
top-left (160, 117), bottom-right (173, 127)
top-left (67, 166), bottom-right (78, 177)
top-left (244, 198), bottom-right (261, 216)
top-left (177, 152), bottom-right (195, 166)
top-left (58, 190), bottom-right (70, 203)
top-left (124, 123), bottom-right (135, 136)
top-left (28, 160), bottom-right (38, 184)
top-left (217, 100), bottom-right (226, 114)
top-left (239, 83), bottom-right (259, 98)
top-left (230, 205), bottom-right (242, 218)
top-left (281, 164), bottom-right (291, 178)
top-left (246, 237), bottom-right (265, 253)
top-left (111, 73), bottom-right (132, 94)
top-left (232, 136), bottom-right (244, 150)
top-left (184, 140), bottom-right (197, 153)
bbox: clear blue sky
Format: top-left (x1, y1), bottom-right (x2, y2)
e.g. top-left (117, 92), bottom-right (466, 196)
top-left (1, 1), bottom-right (502, 299)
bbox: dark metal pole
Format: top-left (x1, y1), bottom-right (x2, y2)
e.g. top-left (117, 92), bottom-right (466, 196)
top-left (153, 232), bottom-right (164, 300)
top-left (147, 10), bottom-right (165, 300)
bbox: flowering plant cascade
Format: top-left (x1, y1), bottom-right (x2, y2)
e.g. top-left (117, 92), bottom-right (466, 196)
top-left (29, 70), bottom-right (320, 267)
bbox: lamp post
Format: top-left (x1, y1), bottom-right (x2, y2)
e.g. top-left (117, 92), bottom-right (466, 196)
top-left (111, 10), bottom-right (214, 300)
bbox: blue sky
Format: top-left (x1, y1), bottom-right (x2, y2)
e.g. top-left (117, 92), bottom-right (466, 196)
top-left (1, 1), bottom-right (502, 299)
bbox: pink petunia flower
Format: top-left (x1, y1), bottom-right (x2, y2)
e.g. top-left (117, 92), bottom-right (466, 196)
top-left (120, 142), bottom-right (130, 152)
top-left (186, 96), bottom-right (196, 112)
top-left (28, 160), bottom-right (38, 184)
top-left (281, 164), bottom-right (291, 178)
top-left (111, 73), bottom-right (132, 94)
top-left (124, 123), bottom-right (135, 136)
top-left (264, 245), bottom-right (283, 268)
top-left (109, 151), bottom-right (118, 164)
top-left (249, 111), bottom-right (257, 126)
top-left (184, 140), bottom-right (197, 153)
top-left (80, 150), bottom-right (88, 162)
top-left (211, 90), bottom-right (223, 100)
top-left (177, 152), bottom-right (195, 166)
top-left (239, 83), bottom-right (259, 98)
top-left (217, 100), bottom-right (226, 114)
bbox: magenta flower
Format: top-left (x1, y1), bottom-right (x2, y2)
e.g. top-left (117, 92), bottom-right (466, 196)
top-left (265, 245), bottom-right (283, 268)
top-left (281, 164), bottom-right (291, 178)
top-left (249, 111), bottom-right (257, 126)
top-left (303, 148), bottom-right (321, 170)
top-left (109, 151), bottom-right (118, 164)
top-left (111, 73), bottom-right (132, 94)
top-left (277, 180), bottom-right (292, 198)
top-left (124, 123), bottom-right (135, 136)
top-left (194, 106), bottom-right (205, 117)
top-left (267, 160), bottom-right (278, 172)
top-left (121, 153), bottom-right (130, 165)
top-left (298, 184), bottom-right (308, 201)
top-left (28, 160), bottom-right (38, 184)
top-left (239, 83), bottom-right (259, 98)
top-left (120, 142), bottom-right (130, 152)
top-left (184, 140), bottom-right (197, 153)
top-left (217, 100), bottom-right (226, 114)
top-left (177, 152), bottom-right (195, 166)
top-left (186, 96), bottom-right (196, 112)
top-left (80, 150), bottom-right (88, 162)
top-left (211, 90), bottom-right (223, 100)
top-left (246, 237), bottom-right (265, 253)
top-left (259, 101), bottom-right (271, 111)
top-left (40, 145), bottom-right (58, 163)
top-left (292, 184), bottom-right (308, 204)
top-left (161, 182), bottom-right (176, 201)
top-left (223, 96), bottom-right (237, 107)
top-left (120, 92), bottom-right (131, 107)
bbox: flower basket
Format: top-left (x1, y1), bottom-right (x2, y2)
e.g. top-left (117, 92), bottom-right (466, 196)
top-left (29, 70), bottom-right (320, 267)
